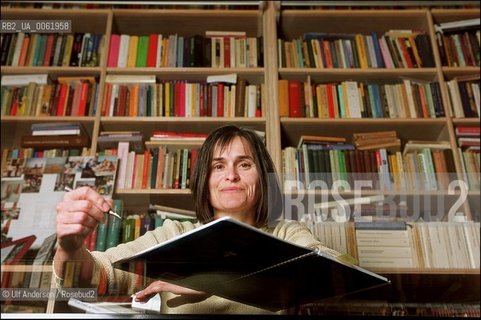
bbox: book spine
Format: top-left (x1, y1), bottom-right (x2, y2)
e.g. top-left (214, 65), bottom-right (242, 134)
top-left (21, 135), bottom-right (90, 148)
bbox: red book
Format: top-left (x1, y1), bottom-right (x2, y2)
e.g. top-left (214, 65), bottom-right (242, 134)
top-left (9, 87), bottom-right (20, 116)
top-left (117, 85), bottom-right (128, 116)
top-left (396, 38), bottom-right (414, 68)
top-left (217, 83), bottom-right (224, 117)
top-left (43, 34), bottom-right (55, 66)
top-left (179, 81), bottom-right (186, 117)
top-left (223, 37), bottom-right (231, 68)
top-left (141, 150), bottom-right (150, 189)
top-left (455, 126), bottom-right (480, 136)
top-left (107, 34), bottom-right (120, 67)
top-left (56, 83), bottom-right (69, 116)
top-left (288, 80), bottom-right (302, 118)
top-left (322, 40), bottom-right (333, 68)
top-left (77, 82), bottom-right (90, 116)
top-left (18, 34), bottom-right (30, 66)
top-left (326, 83), bottom-right (336, 118)
top-left (146, 34), bottom-right (158, 67)
top-left (101, 83), bottom-right (112, 116)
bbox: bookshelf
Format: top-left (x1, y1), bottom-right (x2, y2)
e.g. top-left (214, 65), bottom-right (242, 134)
top-left (1, 1), bottom-right (480, 316)
top-left (273, 3), bottom-right (480, 317)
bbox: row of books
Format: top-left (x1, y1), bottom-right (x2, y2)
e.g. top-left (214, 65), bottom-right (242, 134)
top-left (304, 220), bottom-right (480, 269)
top-left (279, 77), bottom-right (445, 120)
top-left (1, 32), bottom-right (104, 67)
top-left (1, 147), bottom-right (90, 167)
top-left (446, 75), bottom-right (480, 118)
top-left (435, 28), bottom-right (480, 67)
top-left (456, 126), bottom-right (480, 191)
top-left (1, 3), bottom-right (249, 9)
top-left (1, 74), bottom-right (99, 117)
top-left (278, 31), bottom-right (434, 69)
top-left (116, 146), bottom-right (199, 191)
top-left (300, 302), bottom-right (480, 317)
top-left (107, 32), bottom-right (262, 69)
top-left (102, 76), bottom-right (263, 118)
top-left (86, 202), bottom-right (196, 253)
top-left (283, 138), bottom-right (454, 192)
top-left (282, 147), bottom-right (451, 192)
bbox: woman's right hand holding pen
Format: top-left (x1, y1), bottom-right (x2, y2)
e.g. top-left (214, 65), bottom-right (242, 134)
top-left (56, 186), bottom-right (112, 253)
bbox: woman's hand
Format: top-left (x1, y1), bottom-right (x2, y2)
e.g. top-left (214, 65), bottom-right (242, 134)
top-left (55, 186), bottom-right (112, 253)
top-left (135, 280), bottom-right (209, 307)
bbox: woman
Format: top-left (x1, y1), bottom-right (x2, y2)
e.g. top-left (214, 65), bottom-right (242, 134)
top-left (54, 125), bottom-right (346, 314)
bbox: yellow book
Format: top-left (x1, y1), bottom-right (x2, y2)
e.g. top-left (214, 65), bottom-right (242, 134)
top-left (164, 82), bottom-right (170, 117)
top-left (62, 34), bottom-right (74, 67)
top-left (17, 87), bottom-right (28, 116)
top-left (278, 79), bottom-right (289, 117)
top-left (389, 154), bottom-right (399, 190)
top-left (127, 35), bottom-right (138, 68)
top-left (26, 34), bottom-right (38, 67)
top-left (191, 83), bottom-right (197, 116)
top-left (162, 38), bottom-right (169, 67)
top-left (355, 34), bottom-right (368, 69)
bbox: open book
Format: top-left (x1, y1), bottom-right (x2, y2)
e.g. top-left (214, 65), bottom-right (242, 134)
top-left (113, 217), bottom-right (389, 311)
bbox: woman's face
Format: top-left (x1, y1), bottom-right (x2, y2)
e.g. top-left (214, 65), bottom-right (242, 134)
top-left (208, 136), bottom-right (259, 225)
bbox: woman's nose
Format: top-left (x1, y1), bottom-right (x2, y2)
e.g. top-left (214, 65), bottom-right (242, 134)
top-left (225, 165), bottom-right (239, 181)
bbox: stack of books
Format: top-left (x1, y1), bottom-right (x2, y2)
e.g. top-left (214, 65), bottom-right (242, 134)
top-left (353, 131), bottom-right (401, 152)
top-left (21, 122), bottom-right (90, 149)
top-left (97, 131), bottom-right (144, 153)
top-left (355, 221), bottom-right (418, 269)
top-left (455, 126), bottom-right (480, 191)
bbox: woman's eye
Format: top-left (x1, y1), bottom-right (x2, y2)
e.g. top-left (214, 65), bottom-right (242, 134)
top-left (212, 163), bottom-right (224, 170)
top-left (239, 162), bottom-right (252, 169)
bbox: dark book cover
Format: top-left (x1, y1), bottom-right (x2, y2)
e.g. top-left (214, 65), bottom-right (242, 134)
top-left (69, 33), bottom-right (83, 67)
top-left (414, 34), bottom-right (435, 68)
top-left (1, 34), bottom-right (12, 65)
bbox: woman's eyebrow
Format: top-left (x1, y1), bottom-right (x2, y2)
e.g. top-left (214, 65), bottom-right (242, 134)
top-left (211, 155), bottom-right (254, 162)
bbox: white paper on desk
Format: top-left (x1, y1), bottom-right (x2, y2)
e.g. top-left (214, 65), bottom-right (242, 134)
top-left (131, 293), bottom-right (161, 314)
top-left (7, 174), bottom-right (64, 249)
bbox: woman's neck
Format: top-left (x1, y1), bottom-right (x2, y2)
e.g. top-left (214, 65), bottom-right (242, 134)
top-left (214, 211), bottom-right (255, 226)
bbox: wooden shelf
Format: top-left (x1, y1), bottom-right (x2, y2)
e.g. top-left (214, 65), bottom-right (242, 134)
top-left (0, 2), bottom-right (479, 315)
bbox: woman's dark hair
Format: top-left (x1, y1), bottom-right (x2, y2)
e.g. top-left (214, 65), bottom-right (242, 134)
top-left (191, 125), bottom-right (282, 227)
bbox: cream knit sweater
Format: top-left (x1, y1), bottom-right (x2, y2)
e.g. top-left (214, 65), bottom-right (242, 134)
top-left (80, 219), bottom-right (343, 314)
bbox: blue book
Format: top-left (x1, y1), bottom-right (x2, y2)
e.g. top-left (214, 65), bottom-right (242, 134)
top-left (371, 84), bottom-right (384, 118)
top-left (370, 32), bottom-right (385, 68)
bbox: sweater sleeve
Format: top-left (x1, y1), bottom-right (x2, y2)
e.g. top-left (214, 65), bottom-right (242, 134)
top-left (271, 220), bottom-right (351, 259)
top-left (90, 219), bottom-right (197, 295)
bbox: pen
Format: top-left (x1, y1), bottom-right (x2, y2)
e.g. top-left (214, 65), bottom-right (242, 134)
top-left (64, 187), bottom-right (122, 219)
